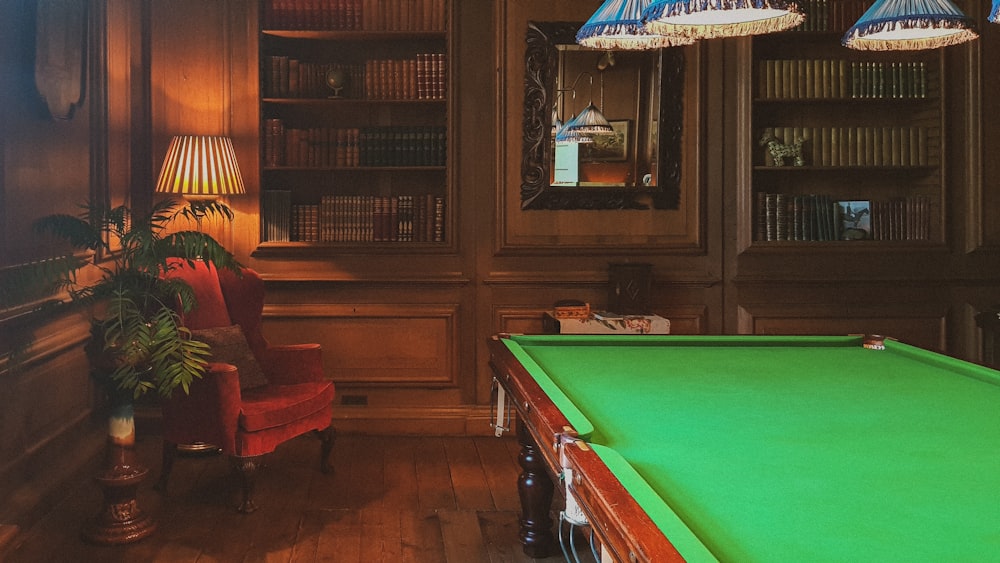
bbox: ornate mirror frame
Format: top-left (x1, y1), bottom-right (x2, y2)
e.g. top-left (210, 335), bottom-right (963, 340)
top-left (520, 21), bottom-right (684, 211)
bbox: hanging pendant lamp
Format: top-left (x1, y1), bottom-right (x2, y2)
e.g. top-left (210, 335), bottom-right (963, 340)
top-left (577, 0), bottom-right (694, 50)
top-left (563, 102), bottom-right (614, 135)
top-left (990, 0), bottom-right (999, 23)
top-left (555, 125), bottom-right (597, 144)
top-left (842, 0), bottom-right (977, 51)
top-left (555, 72), bottom-right (614, 143)
top-left (641, 0), bottom-right (805, 40)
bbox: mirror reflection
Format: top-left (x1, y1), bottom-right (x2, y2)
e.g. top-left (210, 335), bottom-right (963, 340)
top-left (520, 22), bottom-right (683, 211)
top-left (551, 46), bottom-right (659, 190)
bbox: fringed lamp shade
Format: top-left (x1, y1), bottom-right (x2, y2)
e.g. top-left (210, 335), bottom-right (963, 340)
top-left (577, 0), bottom-right (694, 50)
top-left (555, 71), bottom-right (614, 143)
top-left (563, 103), bottom-right (614, 135)
top-left (555, 126), bottom-right (597, 143)
top-left (155, 135), bottom-right (246, 200)
top-left (641, 0), bottom-right (804, 40)
top-left (842, 0), bottom-right (978, 51)
top-left (990, 0), bottom-right (999, 23)
top-left (555, 108), bottom-right (613, 143)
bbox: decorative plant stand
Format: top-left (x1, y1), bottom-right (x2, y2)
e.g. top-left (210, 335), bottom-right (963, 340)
top-left (81, 401), bottom-right (156, 544)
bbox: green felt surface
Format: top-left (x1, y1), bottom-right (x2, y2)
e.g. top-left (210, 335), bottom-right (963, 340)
top-left (504, 335), bottom-right (1000, 563)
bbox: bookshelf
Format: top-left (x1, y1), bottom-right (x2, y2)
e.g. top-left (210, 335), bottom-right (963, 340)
top-left (748, 0), bottom-right (944, 246)
top-left (257, 0), bottom-right (450, 249)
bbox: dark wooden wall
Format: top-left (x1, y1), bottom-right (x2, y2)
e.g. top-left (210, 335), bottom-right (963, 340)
top-left (2, 0), bottom-right (998, 534)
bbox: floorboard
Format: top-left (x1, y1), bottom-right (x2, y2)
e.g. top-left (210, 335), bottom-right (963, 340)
top-left (2, 433), bottom-right (568, 563)
top-left (439, 510), bottom-right (490, 563)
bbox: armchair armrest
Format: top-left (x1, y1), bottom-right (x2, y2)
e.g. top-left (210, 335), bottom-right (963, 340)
top-left (161, 363), bottom-right (242, 454)
top-left (259, 343), bottom-right (325, 385)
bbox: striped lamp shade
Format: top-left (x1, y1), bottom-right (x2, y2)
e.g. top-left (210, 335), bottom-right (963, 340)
top-left (641, 0), bottom-right (804, 40)
top-left (155, 136), bottom-right (245, 200)
top-left (842, 0), bottom-right (978, 51)
top-left (576, 0), bottom-right (694, 50)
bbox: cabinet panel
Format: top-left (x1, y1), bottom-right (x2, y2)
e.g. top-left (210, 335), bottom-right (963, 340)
top-left (262, 303), bottom-right (459, 387)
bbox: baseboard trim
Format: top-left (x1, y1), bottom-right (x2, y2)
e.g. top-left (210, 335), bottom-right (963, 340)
top-left (331, 404), bottom-right (496, 436)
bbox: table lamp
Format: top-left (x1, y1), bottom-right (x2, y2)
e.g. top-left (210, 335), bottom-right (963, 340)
top-left (155, 135), bottom-right (245, 202)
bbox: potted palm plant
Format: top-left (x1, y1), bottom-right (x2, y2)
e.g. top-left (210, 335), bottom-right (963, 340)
top-left (26, 198), bottom-right (242, 543)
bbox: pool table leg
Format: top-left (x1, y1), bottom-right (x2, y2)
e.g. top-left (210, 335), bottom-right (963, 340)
top-left (516, 420), bottom-right (556, 558)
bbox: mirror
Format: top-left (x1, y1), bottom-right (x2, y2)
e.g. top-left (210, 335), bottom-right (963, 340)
top-left (521, 22), bottom-right (684, 210)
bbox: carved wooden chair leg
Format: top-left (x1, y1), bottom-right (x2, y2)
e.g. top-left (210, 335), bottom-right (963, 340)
top-left (233, 455), bottom-right (265, 513)
top-left (155, 440), bottom-right (178, 492)
top-left (317, 425), bottom-right (336, 474)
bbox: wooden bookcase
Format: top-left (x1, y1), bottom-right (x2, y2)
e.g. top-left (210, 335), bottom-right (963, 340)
top-left (747, 1), bottom-right (945, 248)
top-left (256, 0), bottom-right (450, 251)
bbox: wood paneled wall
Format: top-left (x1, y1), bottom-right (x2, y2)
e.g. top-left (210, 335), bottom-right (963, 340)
top-left (2, 2), bottom-right (1000, 490)
top-left (145, 0), bottom-right (1000, 435)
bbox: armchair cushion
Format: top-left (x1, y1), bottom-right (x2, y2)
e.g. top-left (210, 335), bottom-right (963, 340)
top-left (167, 261), bottom-right (232, 329)
top-left (239, 382), bottom-right (335, 432)
top-left (190, 325), bottom-right (269, 390)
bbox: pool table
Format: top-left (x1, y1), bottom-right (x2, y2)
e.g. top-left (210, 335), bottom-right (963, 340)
top-left (487, 334), bottom-right (1000, 562)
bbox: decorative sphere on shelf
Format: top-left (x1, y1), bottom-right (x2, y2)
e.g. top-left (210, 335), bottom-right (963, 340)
top-left (325, 68), bottom-right (349, 99)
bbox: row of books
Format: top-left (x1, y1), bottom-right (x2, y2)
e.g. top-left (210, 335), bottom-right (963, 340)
top-left (263, 121), bottom-right (446, 168)
top-left (263, 0), bottom-right (447, 32)
top-left (261, 191), bottom-right (445, 243)
top-left (755, 193), bottom-right (931, 242)
top-left (791, 0), bottom-right (868, 33)
top-left (759, 59), bottom-right (928, 100)
top-left (760, 126), bottom-right (933, 168)
top-left (264, 53), bottom-right (446, 100)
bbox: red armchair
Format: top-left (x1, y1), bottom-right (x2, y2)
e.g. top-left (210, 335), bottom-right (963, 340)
top-left (157, 260), bottom-right (335, 513)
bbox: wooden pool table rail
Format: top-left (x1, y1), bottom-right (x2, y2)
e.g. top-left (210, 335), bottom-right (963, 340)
top-left (487, 334), bottom-right (689, 562)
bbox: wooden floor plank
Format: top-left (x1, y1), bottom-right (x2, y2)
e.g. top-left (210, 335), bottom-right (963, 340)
top-left (478, 510), bottom-right (566, 563)
top-left (358, 506), bottom-right (403, 561)
top-left (415, 437), bottom-right (457, 512)
top-left (287, 513), bottom-right (318, 563)
top-left (439, 509), bottom-right (490, 563)
top-left (476, 435), bottom-right (523, 512)
top-left (343, 435), bottom-right (387, 510)
top-left (241, 440), bottom-right (321, 563)
top-left (5, 433), bottom-right (563, 563)
top-left (313, 508), bottom-right (362, 563)
top-left (399, 509), bottom-right (446, 563)
top-left (382, 435), bottom-right (420, 510)
top-left (305, 431), bottom-right (359, 512)
top-left (444, 436), bottom-right (496, 510)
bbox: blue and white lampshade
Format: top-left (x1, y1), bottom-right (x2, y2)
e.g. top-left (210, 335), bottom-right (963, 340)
top-left (641, 0), bottom-right (805, 40)
top-left (566, 103), bottom-right (614, 134)
top-left (557, 102), bottom-right (615, 144)
top-left (577, 0), bottom-right (694, 50)
top-left (990, 0), bottom-right (999, 23)
top-left (555, 125), bottom-right (597, 144)
top-left (842, 0), bottom-right (978, 51)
